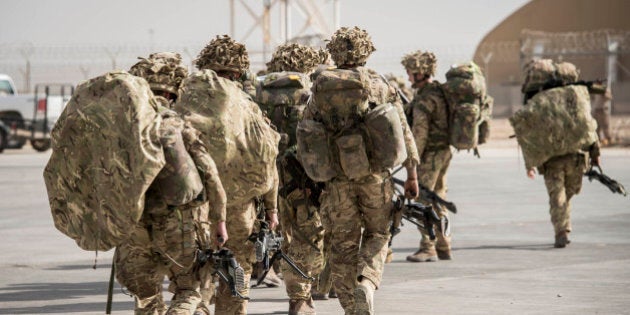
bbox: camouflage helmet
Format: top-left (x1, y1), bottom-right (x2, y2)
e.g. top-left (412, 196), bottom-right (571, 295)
top-left (555, 61), bottom-right (580, 84)
top-left (401, 50), bottom-right (437, 77)
top-left (266, 43), bottom-right (323, 73)
top-left (326, 26), bottom-right (376, 67)
top-left (129, 52), bottom-right (189, 96)
top-left (195, 35), bottom-right (250, 74)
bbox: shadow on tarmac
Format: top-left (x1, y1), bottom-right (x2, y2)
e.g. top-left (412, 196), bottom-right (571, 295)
top-left (393, 243), bottom-right (554, 253)
top-left (45, 263), bottom-right (112, 271)
top-left (0, 281), bottom-right (133, 314)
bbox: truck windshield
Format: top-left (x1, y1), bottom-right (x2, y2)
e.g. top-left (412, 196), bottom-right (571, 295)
top-left (0, 80), bottom-right (15, 95)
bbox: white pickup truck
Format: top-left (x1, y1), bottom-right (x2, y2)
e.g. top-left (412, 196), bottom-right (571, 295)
top-left (0, 74), bottom-right (72, 152)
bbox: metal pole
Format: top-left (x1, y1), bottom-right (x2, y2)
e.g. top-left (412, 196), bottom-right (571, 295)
top-left (263, 0), bottom-right (271, 63)
top-left (230, 0), bottom-right (236, 38)
top-left (280, 0), bottom-right (287, 43)
top-left (333, 0), bottom-right (340, 30)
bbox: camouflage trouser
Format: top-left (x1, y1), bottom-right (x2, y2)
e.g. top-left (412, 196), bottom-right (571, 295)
top-left (325, 172), bottom-right (393, 313)
top-left (542, 154), bottom-right (586, 236)
top-left (593, 108), bottom-right (612, 142)
top-left (115, 204), bottom-right (208, 315)
top-left (279, 188), bottom-right (325, 300)
top-left (205, 200), bottom-right (257, 315)
top-left (416, 149), bottom-right (452, 252)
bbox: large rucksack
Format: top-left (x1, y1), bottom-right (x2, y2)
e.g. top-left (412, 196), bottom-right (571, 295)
top-left (174, 70), bottom-right (280, 207)
top-left (509, 85), bottom-right (598, 169)
top-left (297, 67), bottom-right (407, 182)
top-left (43, 71), bottom-right (166, 251)
top-left (256, 71), bottom-right (311, 147)
top-left (441, 61), bottom-right (493, 151)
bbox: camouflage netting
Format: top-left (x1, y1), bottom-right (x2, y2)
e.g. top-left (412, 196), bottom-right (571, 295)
top-left (174, 70), bottom-right (280, 207)
top-left (266, 43), bottom-right (323, 73)
top-left (510, 85), bottom-right (598, 169)
top-left (44, 71), bottom-right (165, 251)
top-left (195, 35), bottom-right (250, 74)
top-left (521, 59), bottom-right (580, 94)
top-left (326, 26), bottom-right (375, 67)
top-left (129, 52), bottom-right (189, 96)
top-left (400, 50), bottom-right (437, 77)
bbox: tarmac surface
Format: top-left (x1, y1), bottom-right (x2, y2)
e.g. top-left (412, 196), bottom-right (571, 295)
top-left (1, 144), bottom-right (629, 314)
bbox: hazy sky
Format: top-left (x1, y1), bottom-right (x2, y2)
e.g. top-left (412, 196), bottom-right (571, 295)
top-left (1, 0), bottom-right (530, 77)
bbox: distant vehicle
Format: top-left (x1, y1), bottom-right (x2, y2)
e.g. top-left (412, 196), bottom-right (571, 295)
top-left (0, 74), bottom-right (73, 152)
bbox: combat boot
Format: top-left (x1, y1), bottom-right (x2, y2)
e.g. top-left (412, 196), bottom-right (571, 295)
top-left (289, 298), bottom-right (316, 315)
top-left (261, 267), bottom-right (283, 287)
top-left (311, 287), bottom-right (328, 300)
top-left (328, 288), bottom-right (338, 299)
top-left (437, 248), bottom-right (452, 260)
top-left (406, 248), bottom-right (438, 262)
top-left (554, 231), bottom-right (571, 248)
top-left (354, 279), bottom-right (375, 315)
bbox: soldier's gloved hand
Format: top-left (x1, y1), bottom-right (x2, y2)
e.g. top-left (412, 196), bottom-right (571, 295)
top-left (215, 221), bottom-right (228, 248)
top-left (266, 212), bottom-right (279, 231)
top-left (527, 168), bottom-right (536, 179)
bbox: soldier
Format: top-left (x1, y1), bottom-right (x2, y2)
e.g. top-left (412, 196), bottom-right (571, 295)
top-left (259, 43), bottom-right (326, 314)
top-left (591, 87), bottom-right (613, 146)
top-left (194, 35), bottom-right (279, 315)
top-left (115, 52), bottom-right (228, 314)
top-left (301, 26), bottom-right (419, 315)
top-left (401, 50), bottom-right (453, 263)
top-left (518, 60), bottom-right (601, 248)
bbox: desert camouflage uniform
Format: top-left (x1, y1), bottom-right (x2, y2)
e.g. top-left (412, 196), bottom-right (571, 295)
top-left (115, 109), bottom-right (227, 315)
top-left (304, 67), bottom-right (419, 313)
top-left (539, 144), bottom-right (600, 240)
top-left (410, 81), bottom-right (453, 254)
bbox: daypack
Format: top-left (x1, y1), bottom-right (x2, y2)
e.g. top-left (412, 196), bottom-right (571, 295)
top-left (256, 71), bottom-right (311, 147)
top-left (297, 68), bottom-right (407, 181)
top-left (174, 70), bottom-right (280, 207)
top-left (441, 61), bottom-right (492, 151)
top-left (43, 71), bottom-right (166, 251)
top-left (509, 85), bottom-right (598, 169)
top-left (153, 108), bottom-right (204, 206)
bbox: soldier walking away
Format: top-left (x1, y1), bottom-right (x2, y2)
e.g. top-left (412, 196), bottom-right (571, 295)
top-left (115, 52), bottom-right (229, 314)
top-left (591, 86), bottom-right (613, 146)
top-left (401, 51), bottom-right (453, 262)
top-left (299, 26), bottom-right (419, 315)
top-left (511, 59), bottom-right (601, 248)
top-left (258, 43), bottom-right (326, 315)
top-left (191, 35), bottom-right (280, 315)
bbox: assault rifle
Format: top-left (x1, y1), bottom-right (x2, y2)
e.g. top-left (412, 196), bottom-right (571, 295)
top-left (391, 167), bottom-right (458, 214)
top-left (390, 195), bottom-right (449, 243)
top-left (584, 165), bottom-right (627, 197)
top-left (249, 221), bottom-right (315, 287)
top-left (523, 79), bottom-right (607, 104)
top-left (196, 248), bottom-right (249, 300)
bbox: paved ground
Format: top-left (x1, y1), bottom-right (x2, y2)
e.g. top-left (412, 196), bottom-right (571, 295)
top-left (0, 143), bottom-right (629, 314)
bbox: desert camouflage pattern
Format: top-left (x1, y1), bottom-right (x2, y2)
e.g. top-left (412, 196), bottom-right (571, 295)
top-left (279, 188), bottom-right (325, 300)
top-left (129, 52), bottom-right (189, 97)
top-left (522, 59), bottom-right (580, 94)
top-left (115, 203), bottom-right (209, 315)
top-left (326, 26), bottom-right (376, 67)
top-left (411, 81), bottom-right (450, 156)
top-left (416, 149), bottom-right (453, 252)
top-left (400, 50), bottom-right (437, 77)
top-left (323, 172), bottom-right (394, 313)
top-left (152, 108), bottom-right (204, 207)
top-left (44, 71), bottom-right (165, 251)
top-left (510, 85), bottom-right (598, 169)
top-left (311, 67), bottom-right (371, 130)
top-left (541, 153), bottom-right (587, 237)
top-left (210, 200), bottom-right (258, 315)
top-left (385, 73), bottom-right (414, 101)
top-left (195, 35), bottom-right (250, 74)
top-left (442, 61), bottom-right (492, 150)
top-left (174, 70), bottom-right (280, 207)
top-left (256, 71), bottom-right (311, 147)
top-left (266, 43), bottom-right (323, 73)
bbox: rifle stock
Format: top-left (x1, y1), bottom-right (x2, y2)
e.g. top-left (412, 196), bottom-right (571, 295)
top-left (584, 166), bottom-right (627, 197)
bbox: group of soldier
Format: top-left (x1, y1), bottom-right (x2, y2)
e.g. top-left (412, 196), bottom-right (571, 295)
top-left (62, 25), bottom-right (602, 315)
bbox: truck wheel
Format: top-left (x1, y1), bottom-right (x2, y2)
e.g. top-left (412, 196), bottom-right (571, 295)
top-left (0, 130), bottom-right (6, 153)
top-left (31, 139), bottom-right (51, 152)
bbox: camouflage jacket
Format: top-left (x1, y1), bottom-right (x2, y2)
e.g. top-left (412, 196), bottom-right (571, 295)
top-left (145, 108), bottom-right (227, 222)
top-left (303, 67), bottom-right (419, 170)
top-left (411, 81), bottom-right (450, 156)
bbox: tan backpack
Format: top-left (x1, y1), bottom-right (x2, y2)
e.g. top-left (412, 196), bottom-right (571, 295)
top-left (44, 71), bottom-right (166, 251)
top-left (174, 70), bottom-right (280, 206)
